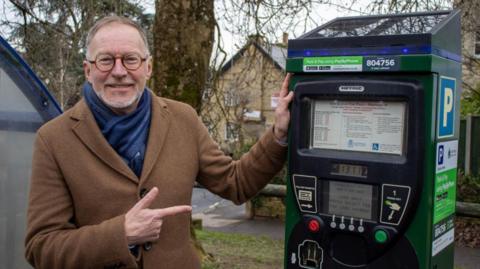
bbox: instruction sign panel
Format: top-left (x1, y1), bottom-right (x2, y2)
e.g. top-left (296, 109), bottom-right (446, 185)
top-left (436, 140), bottom-right (458, 173)
top-left (432, 140), bottom-right (458, 256)
top-left (303, 56), bottom-right (363, 72)
top-left (311, 100), bottom-right (406, 155)
top-left (438, 76), bottom-right (456, 138)
top-left (434, 140), bottom-right (458, 224)
top-left (303, 56), bottom-right (402, 72)
top-left (432, 215), bottom-right (455, 256)
top-left (433, 168), bottom-right (456, 224)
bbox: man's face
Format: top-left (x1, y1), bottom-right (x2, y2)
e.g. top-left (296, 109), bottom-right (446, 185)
top-left (83, 23), bottom-right (152, 114)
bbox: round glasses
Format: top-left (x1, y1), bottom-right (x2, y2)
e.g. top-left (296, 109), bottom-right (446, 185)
top-left (87, 53), bottom-right (148, 72)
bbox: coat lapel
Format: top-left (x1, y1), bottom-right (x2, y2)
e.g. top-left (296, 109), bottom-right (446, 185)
top-left (70, 100), bottom-right (138, 183)
top-left (140, 95), bottom-right (171, 184)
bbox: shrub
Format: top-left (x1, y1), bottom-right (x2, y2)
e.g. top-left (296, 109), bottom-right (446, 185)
top-left (456, 172), bottom-right (480, 203)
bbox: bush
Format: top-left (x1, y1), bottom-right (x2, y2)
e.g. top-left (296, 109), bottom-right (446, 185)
top-left (460, 84), bottom-right (480, 116)
top-left (457, 172), bottom-right (480, 203)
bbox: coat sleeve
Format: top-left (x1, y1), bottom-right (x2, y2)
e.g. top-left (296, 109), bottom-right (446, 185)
top-left (24, 132), bottom-right (138, 269)
top-left (195, 115), bottom-right (287, 205)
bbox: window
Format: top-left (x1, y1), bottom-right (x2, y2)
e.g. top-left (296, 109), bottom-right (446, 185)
top-left (224, 90), bottom-right (239, 107)
top-left (203, 120), bottom-right (215, 135)
top-left (202, 87), bottom-right (212, 101)
top-left (475, 31), bottom-right (480, 57)
top-left (225, 122), bottom-right (239, 141)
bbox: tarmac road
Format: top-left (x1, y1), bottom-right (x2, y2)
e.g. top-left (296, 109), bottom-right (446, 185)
top-left (192, 188), bottom-right (480, 269)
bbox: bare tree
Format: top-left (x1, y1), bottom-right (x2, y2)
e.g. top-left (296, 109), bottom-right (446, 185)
top-left (366, 0), bottom-right (450, 13)
top-left (1, 0), bottom-right (152, 109)
top-left (152, 1), bottom-right (216, 261)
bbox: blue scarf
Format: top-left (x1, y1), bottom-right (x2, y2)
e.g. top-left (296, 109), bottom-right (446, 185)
top-left (83, 82), bottom-right (151, 178)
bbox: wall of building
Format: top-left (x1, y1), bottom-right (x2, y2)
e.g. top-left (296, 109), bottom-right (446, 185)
top-left (201, 42), bottom-right (285, 153)
top-left (457, 0), bottom-right (480, 92)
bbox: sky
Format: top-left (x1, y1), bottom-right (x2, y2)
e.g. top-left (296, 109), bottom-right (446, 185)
top-left (0, 0), bottom-right (452, 62)
top-left (215, 1), bottom-right (371, 59)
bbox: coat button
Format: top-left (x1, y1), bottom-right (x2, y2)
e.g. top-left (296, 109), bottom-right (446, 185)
top-left (139, 188), bottom-right (148, 198)
top-left (143, 242), bottom-right (152, 251)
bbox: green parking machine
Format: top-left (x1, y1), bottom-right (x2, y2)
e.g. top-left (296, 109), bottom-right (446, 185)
top-left (285, 10), bottom-right (461, 269)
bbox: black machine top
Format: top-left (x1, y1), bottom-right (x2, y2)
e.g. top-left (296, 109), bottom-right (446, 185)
top-left (288, 10), bottom-right (461, 61)
top-left (301, 11), bottom-right (450, 38)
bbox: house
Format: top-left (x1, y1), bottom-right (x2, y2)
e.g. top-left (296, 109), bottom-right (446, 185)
top-left (201, 35), bottom-right (287, 154)
top-left (457, 1), bottom-right (480, 93)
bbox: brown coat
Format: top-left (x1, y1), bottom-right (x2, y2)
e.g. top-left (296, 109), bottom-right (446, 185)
top-left (25, 94), bottom-right (286, 269)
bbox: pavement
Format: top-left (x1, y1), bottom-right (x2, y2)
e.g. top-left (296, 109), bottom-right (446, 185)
top-left (192, 188), bottom-right (480, 269)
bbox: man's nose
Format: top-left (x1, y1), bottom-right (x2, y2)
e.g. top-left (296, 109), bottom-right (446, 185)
top-left (111, 58), bottom-right (128, 77)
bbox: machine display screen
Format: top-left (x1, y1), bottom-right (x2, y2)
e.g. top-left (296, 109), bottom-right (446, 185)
top-left (331, 163), bottom-right (367, 178)
top-left (310, 100), bottom-right (406, 155)
top-left (326, 181), bottom-right (376, 220)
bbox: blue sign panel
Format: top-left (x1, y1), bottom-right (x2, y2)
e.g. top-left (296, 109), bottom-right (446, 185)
top-left (438, 76), bottom-right (456, 138)
top-left (437, 145), bottom-right (444, 165)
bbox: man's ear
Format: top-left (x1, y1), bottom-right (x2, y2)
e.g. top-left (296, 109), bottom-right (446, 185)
top-left (146, 57), bottom-right (153, 79)
top-left (83, 60), bottom-right (92, 83)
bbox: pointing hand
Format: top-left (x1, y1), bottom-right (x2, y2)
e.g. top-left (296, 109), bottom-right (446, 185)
top-left (124, 187), bottom-right (192, 245)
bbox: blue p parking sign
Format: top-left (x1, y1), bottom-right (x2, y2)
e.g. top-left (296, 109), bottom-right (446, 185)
top-left (438, 145), bottom-right (444, 165)
top-left (438, 77), bottom-right (456, 138)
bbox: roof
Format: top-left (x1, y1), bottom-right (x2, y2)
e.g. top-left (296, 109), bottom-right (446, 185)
top-left (0, 35), bottom-right (62, 131)
top-left (220, 40), bottom-right (287, 74)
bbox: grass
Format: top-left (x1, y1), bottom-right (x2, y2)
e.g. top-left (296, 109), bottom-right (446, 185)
top-left (196, 229), bottom-right (284, 269)
top-left (196, 229), bottom-right (475, 269)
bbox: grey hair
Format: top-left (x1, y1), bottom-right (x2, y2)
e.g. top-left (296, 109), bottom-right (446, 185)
top-left (85, 15), bottom-right (149, 58)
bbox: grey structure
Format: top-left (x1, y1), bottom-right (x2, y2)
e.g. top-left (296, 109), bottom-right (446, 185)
top-left (0, 35), bottom-right (61, 268)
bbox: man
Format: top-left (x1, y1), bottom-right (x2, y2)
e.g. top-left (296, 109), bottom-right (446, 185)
top-left (25, 15), bottom-right (293, 269)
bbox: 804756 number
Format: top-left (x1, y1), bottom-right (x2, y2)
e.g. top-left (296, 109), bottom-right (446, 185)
top-left (366, 59), bottom-right (396, 67)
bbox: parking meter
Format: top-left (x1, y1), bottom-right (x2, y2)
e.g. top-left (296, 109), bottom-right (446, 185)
top-left (285, 10), bottom-right (461, 269)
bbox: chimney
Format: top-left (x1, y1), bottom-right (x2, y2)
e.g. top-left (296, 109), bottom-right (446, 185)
top-left (282, 32), bottom-right (288, 46)
top-left (248, 34), bottom-right (266, 46)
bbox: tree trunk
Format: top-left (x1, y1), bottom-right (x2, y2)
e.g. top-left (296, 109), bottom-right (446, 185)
top-left (153, 0), bottom-right (215, 262)
top-left (153, 0), bottom-right (215, 112)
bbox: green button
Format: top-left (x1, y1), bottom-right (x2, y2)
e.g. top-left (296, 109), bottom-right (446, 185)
top-left (374, 230), bottom-right (388, 244)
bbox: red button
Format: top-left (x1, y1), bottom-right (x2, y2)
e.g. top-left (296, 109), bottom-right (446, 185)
top-left (308, 219), bottom-right (320, 232)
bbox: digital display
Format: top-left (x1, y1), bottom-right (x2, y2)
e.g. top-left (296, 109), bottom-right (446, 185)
top-left (327, 181), bottom-right (375, 220)
top-left (310, 100), bottom-right (406, 155)
top-left (331, 163), bottom-right (367, 178)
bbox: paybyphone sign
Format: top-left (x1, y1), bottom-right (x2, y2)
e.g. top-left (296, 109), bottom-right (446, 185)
top-left (438, 77), bottom-right (456, 138)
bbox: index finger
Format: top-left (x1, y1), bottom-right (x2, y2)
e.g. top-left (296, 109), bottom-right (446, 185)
top-left (279, 73), bottom-right (292, 98)
top-left (153, 205), bottom-right (192, 219)
top-left (131, 187), bottom-right (159, 211)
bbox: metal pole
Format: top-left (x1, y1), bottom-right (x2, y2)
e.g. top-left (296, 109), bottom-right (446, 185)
top-left (465, 114), bottom-right (472, 175)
